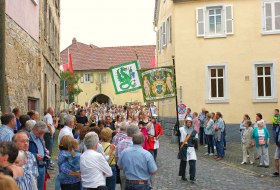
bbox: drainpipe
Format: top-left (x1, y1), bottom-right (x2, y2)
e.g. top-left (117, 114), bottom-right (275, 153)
top-left (0, 0), bottom-right (7, 112)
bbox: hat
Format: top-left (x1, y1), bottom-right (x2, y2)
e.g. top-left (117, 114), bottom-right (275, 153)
top-left (152, 114), bottom-right (158, 118)
top-left (185, 117), bottom-right (192, 121)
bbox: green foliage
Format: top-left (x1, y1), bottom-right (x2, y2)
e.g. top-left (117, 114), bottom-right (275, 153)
top-left (60, 71), bottom-right (82, 102)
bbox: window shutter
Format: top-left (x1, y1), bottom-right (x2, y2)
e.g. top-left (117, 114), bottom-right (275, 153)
top-left (196, 7), bottom-right (205, 37)
top-left (160, 26), bottom-right (163, 50)
top-left (225, 5), bottom-right (234, 34)
top-left (264, 2), bottom-right (273, 32)
top-left (275, 2), bottom-right (280, 30)
top-left (90, 74), bottom-right (94, 83)
top-left (162, 22), bottom-right (166, 47)
top-left (169, 16), bottom-right (172, 43)
top-left (166, 19), bottom-right (169, 45)
top-left (80, 76), bottom-right (84, 83)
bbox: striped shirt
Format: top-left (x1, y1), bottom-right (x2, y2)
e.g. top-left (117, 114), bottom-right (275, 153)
top-left (0, 125), bottom-right (14, 142)
top-left (116, 137), bottom-right (133, 158)
top-left (112, 132), bottom-right (127, 146)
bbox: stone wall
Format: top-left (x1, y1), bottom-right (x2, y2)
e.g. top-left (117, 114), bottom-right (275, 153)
top-left (5, 15), bottom-right (41, 113)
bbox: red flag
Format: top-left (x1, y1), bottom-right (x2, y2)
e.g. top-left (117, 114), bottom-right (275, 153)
top-left (60, 64), bottom-right (69, 72)
top-left (68, 49), bottom-right (74, 73)
top-left (151, 55), bottom-right (156, 68)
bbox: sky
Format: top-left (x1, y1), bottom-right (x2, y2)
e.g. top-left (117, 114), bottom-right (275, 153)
top-left (60, 0), bottom-right (156, 50)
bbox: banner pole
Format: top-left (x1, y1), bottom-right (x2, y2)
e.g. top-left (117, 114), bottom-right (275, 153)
top-left (172, 56), bottom-right (180, 150)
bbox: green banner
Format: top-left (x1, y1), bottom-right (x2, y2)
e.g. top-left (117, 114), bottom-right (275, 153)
top-left (141, 66), bottom-right (176, 102)
top-left (110, 61), bottom-right (142, 94)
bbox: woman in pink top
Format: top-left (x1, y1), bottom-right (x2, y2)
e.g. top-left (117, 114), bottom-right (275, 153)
top-left (193, 112), bottom-right (200, 133)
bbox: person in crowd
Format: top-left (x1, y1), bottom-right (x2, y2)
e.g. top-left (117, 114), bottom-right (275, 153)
top-left (272, 109), bottom-right (280, 139)
top-left (0, 174), bottom-right (19, 190)
top-left (56, 135), bottom-right (81, 190)
top-left (25, 120), bottom-right (36, 132)
top-left (198, 108), bottom-right (207, 145)
top-left (178, 117), bottom-right (198, 182)
top-left (100, 128), bottom-right (116, 190)
top-left (253, 113), bottom-right (266, 128)
top-left (58, 109), bottom-right (67, 130)
top-left (78, 126), bottom-right (90, 153)
top-left (114, 115), bottom-right (122, 133)
top-left (240, 114), bottom-right (251, 139)
top-left (105, 115), bottom-right (116, 131)
top-left (204, 113), bottom-right (215, 156)
top-left (185, 108), bottom-right (193, 119)
top-left (118, 132), bottom-right (157, 189)
top-left (0, 113), bottom-right (16, 142)
top-left (214, 112), bottom-right (225, 161)
top-left (113, 122), bottom-right (128, 146)
top-left (12, 108), bottom-right (21, 133)
top-left (27, 110), bottom-right (36, 121)
top-left (19, 115), bottom-right (30, 132)
top-left (0, 142), bottom-right (32, 190)
top-left (80, 132), bottom-right (112, 190)
top-left (241, 120), bottom-right (254, 165)
top-left (29, 121), bottom-right (49, 190)
top-left (13, 131), bottom-right (38, 188)
top-left (58, 114), bottom-right (75, 145)
top-left (116, 124), bottom-right (139, 189)
top-left (272, 120), bottom-right (280, 177)
top-left (147, 115), bottom-right (163, 161)
top-left (76, 109), bottom-right (88, 126)
top-left (98, 120), bottom-right (106, 131)
top-left (43, 107), bottom-right (58, 169)
top-left (252, 121), bottom-right (270, 168)
top-left (192, 112), bottom-right (199, 134)
top-left (139, 112), bottom-right (151, 150)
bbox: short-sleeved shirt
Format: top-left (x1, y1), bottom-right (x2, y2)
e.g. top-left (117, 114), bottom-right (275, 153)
top-left (118, 145), bottom-right (157, 180)
top-left (0, 125), bottom-right (14, 142)
top-left (30, 132), bottom-right (44, 156)
top-left (44, 113), bottom-right (55, 134)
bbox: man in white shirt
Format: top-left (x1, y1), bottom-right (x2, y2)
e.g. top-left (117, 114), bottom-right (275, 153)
top-left (80, 132), bottom-right (112, 189)
top-left (58, 114), bottom-right (74, 145)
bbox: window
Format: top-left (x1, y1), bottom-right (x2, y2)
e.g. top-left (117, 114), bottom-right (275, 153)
top-left (206, 65), bottom-right (228, 103)
top-left (262, 0), bottom-right (280, 34)
top-left (84, 74), bottom-right (91, 83)
top-left (196, 5), bottom-right (233, 38)
top-left (162, 22), bottom-right (166, 47)
top-left (100, 73), bottom-right (106, 83)
top-left (28, 98), bottom-right (39, 112)
top-left (166, 16), bottom-right (171, 44)
top-left (253, 62), bottom-right (277, 102)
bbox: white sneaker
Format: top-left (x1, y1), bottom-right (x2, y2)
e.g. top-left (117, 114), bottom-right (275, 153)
top-left (204, 153), bottom-right (209, 155)
top-left (204, 145), bottom-right (208, 148)
top-left (209, 153), bottom-right (214, 156)
top-left (214, 146), bottom-right (216, 150)
top-left (241, 162), bottom-right (247, 165)
top-left (250, 162), bottom-right (254, 165)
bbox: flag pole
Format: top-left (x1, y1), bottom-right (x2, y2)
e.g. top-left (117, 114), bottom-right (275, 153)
top-left (172, 56), bottom-right (180, 150)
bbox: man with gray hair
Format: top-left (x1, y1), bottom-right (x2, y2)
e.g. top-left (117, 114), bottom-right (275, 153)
top-left (115, 124), bottom-right (140, 189)
top-left (113, 122), bottom-right (128, 146)
top-left (29, 121), bottom-right (49, 190)
top-left (58, 114), bottom-right (75, 145)
top-left (118, 132), bottom-right (157, 190)
top-left (80, 132), bottom-right (112, 189)
top-left (0, 113), bottom-right (16, 142)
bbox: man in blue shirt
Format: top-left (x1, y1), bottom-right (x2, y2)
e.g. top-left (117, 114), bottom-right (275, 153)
top-left (118, 132), bottom-right (157, 190)
top-left (0, 113), bottom-right (16, 142)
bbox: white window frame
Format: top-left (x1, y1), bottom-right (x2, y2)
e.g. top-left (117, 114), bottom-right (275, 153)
top-left (196, 4), bottom-right (233, 38)
top-left (100, 72), bottom-right (107, 83)
top-left (83, 73), bottom-right (91, 83)
top-left (252, 61), bottom-right (277, 102)
top-left (162, 22), bottom-right (166, 48)
top-left (166, 16), bottom-right (171, 45)
top-left (205, 64), bottom-right (229, 103)
top-left (261, 0), bottom-right (280, 35)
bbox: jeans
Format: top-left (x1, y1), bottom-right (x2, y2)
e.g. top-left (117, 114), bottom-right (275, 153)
top-left (199, 127), bottom-right (205, 145)
top-left (223, 133), bottom-right (226, 148)
top-left (37, 166), bottom-right (46, 190)
top-left (273, 124), bottom-right (278, 140)
top-left (125, 181), bottom-right (151, 190)
top-left (61, 182), bottom-right (81, 190)
top-left (257, 145), bottom-right (269, 166)
top-left (120, 170), bottom-right (126, 190)
top-left (216, 134), bottom-right (224, 158)
top-left (154, 149), bottom-right (158, 161)
top-left (148, 150), bottom-right (155, 161)
top-left (106, 166), bottom-right (116, 190)
top-left (206, 135), bottom-right (214, 154)
top-left (44, 133), bottom-right (54, 167)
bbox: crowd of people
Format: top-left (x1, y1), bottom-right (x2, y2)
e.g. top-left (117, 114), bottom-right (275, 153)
top-left (1, 102), bottom-right (280, 190)
top-left (0, 102), bottom-right (163, 190)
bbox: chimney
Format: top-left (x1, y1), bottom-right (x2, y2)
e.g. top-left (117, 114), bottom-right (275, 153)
top-left (72, 38), bottom-right (77, 44)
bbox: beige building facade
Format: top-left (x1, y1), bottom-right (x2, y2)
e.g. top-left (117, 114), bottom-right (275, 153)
top-left (61, 39), bottom-right (155, 107)
top-left (154, 0), bottom-right (280, 123)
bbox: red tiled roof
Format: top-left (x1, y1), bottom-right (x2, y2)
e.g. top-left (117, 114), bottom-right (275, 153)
top-left (60, 39), bottom-right (156, 71)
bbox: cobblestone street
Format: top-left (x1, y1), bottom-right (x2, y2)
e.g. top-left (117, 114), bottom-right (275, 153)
top-left (47, 134), bottom-right (280, 190)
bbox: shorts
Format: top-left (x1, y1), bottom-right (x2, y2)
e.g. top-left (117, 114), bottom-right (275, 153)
top-left (274, 146), bottom-right (280, 160)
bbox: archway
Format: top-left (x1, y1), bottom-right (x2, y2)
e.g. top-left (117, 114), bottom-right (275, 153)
top-left (91, 94), bottom-right (112, 105)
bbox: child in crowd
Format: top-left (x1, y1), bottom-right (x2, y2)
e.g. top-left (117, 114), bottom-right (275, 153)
top-left (193, 112), bottom-right (200, 133)
top-left (55, 137), bottom-right (81, 190)
top-left (272, 109), bottom-right (280, 139)
top-left (252, 121), bottom-right (270, 167)
top-left (241, 120), bottom-right (254, 165)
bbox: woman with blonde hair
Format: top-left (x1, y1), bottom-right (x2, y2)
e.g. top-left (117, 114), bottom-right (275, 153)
top-left (0, 174), bottom-right (19, 190)
top-left (100, 128), bottom-right (116, 190)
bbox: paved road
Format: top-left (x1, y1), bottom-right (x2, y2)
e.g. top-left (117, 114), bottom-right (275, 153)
top-left (47, 135), bottom-right (280, 190)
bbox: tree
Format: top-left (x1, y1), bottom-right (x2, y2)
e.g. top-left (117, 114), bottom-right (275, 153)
top-left (60, 71), bottom-right (82, 103)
